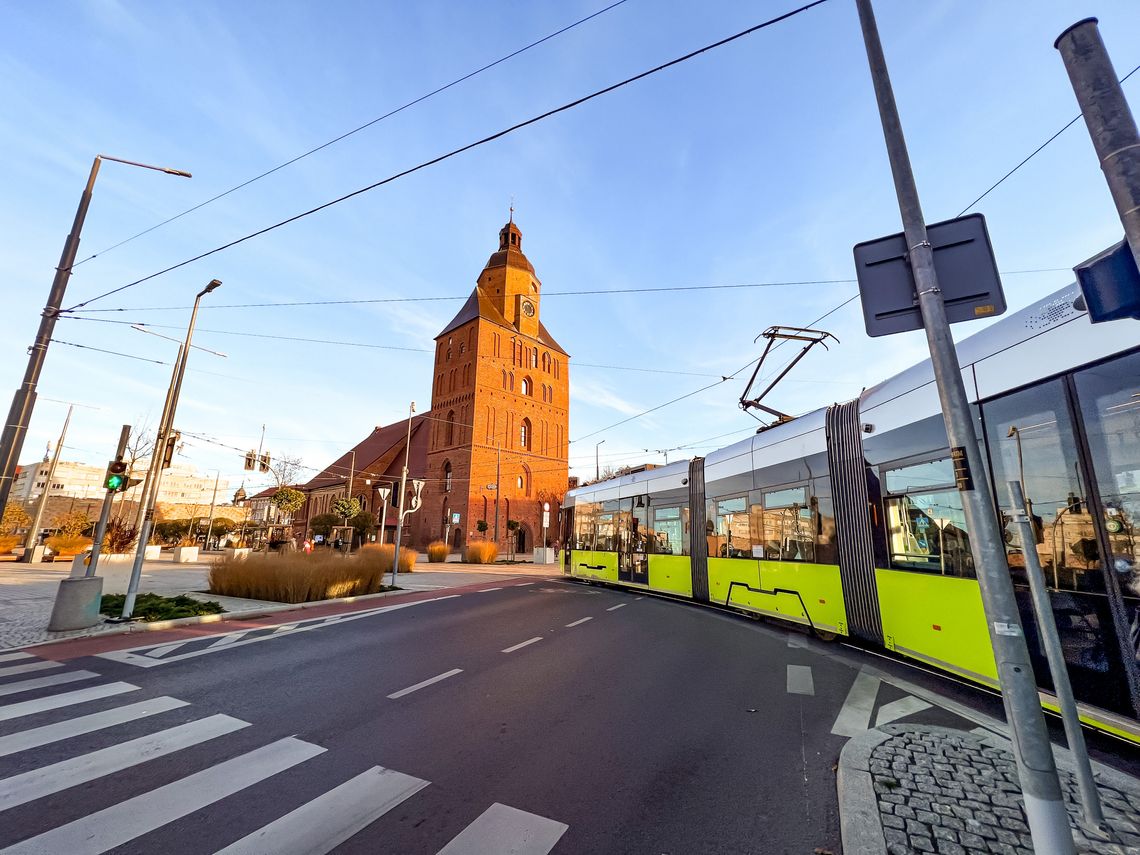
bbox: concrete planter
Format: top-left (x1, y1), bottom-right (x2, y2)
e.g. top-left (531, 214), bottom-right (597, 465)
top-left (172, 546), bottom-right (199, 563)
top-left (144, 545), bottom-right (162, 559)
top-left (70, 553), bottom-right (134, 576)
top-left (223, 547), bottom-right (252, 561)
top-left (532, 547), bottom-right (556, 564)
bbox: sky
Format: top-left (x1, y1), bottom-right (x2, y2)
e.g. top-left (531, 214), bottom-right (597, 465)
top-left (3, 0), bottom-right (1140, 499)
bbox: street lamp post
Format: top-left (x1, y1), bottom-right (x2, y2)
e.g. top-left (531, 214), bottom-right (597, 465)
top-left (0, 155), bottom-right (191, 512)
top-left (595, 439), bottom-right (606, 482)
top-left (391, 402), bottom-right (416, 586)
top-left (21, 405), bottom-right (73, 563)
top-left (120, 279), bottom-right (221, 620)
top-left (203, 470), bottom-right (220, 552)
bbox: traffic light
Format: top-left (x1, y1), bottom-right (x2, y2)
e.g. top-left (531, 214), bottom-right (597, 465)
top-left (1075, 240), bottom-right (1140, 323)
top-left (162, 432), bottom-right (181, 469)
top-left (244, 451), bottom-right (256, 471)
top-left (104, 460), bottom-right (128, 492)
top-left (259, 452), bottom-right (271, 473)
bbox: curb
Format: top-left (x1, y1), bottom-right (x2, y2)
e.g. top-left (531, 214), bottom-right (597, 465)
top-left (837, 727), bottom-right (892, 855)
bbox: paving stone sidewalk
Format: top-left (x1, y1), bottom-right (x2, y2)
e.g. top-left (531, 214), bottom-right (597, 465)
top-left (839, 723), bottom-right (1140, 854)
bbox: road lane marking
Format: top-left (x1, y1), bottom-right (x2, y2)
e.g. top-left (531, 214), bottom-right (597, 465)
top-left (831, 671), bottom-right (881, 736)
top-left (387, 669), bottom-right (464, 699)
top-left (215, 765), bottom-right (429, 855)
top-left (476, 588), bottom-right (502, 593)
top-left (0, 682), bottom-right (138, 723)
top-left (206, 634), bottom-right (246, 650)
top-left (1, 737), bottom-right (325, 855)
top-left (99, 595), bottom-right (463, 668)
top-left (513, 582), bottom-right (535, 587)
top-left (564, 617), bottom-right (593, 628)
top-left (437, 803), bottom-right (568, 855)
top-left (634, 596), bottom-right (644, 600)
top-left (874, 695), bottom-right (932, 727)
top-left (144, 641), bottom-right (192, 658)
top-left (787, 632), bottom-right (809, 649)
top-left (0, 696), bottom-right (188, 758)
top-left (0, 653), bottom-right (33, 664)
top-left (501, 637), bottom-right (543, 654)
top-left (0, 670), bottom-right (98, 698)
top-left (786, 665), bottom-right (815, 696)
top-left (605, 603), bottom-right (627, 611)
top-left (0, 714), bottom-right (249, 811)
top-left (0, 661), bottom-right (62, 678)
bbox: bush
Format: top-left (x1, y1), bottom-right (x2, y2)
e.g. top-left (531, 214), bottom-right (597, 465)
top-left (99, 593), bottom-right (224, 622)
top-left (103, 519), bottom-right (137, 553)
top-left (0, 535), bottom-right (20, 555)
top-left (358, 543), bottom-right (416, 573)
top-left (45, 535), bottom-right (92, 555)
top-left (209, 551), bottom-right (399, 603)
top-left (464, 542), bottom-right (499, 564)
top-left (426, 541), bottom-right (449, 563)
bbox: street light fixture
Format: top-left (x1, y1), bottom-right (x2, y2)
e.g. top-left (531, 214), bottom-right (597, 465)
top-left (0, 154), bottom-right (191, 512)
top-left (120, 279), bottom-right (221, 620)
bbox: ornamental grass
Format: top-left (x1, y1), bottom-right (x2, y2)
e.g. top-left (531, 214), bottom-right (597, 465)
top-left (358, 543), bottom-right (417, 573)
top-left (208, 550), bottom-right (401, 604)
top-left (426, 541), bottom-right (449, 563)
top-left (45, 535), bottom-right (92, 556)
top-left (463, 541), bottom-right (499, 564)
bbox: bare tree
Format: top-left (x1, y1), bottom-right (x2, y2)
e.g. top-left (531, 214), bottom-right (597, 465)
top-left (268, 453), bottom-right (306, 488)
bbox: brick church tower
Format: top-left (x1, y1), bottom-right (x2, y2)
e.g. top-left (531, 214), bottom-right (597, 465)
top-left (422, 218), bottom-right (569, 552)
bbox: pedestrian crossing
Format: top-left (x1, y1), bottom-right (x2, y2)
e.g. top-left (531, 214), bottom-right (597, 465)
top-left (0, 654), bottom-right (568, 853)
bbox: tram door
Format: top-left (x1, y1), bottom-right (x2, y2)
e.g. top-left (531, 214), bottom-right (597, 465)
top-left (617, 496), bottom-right (649, 585)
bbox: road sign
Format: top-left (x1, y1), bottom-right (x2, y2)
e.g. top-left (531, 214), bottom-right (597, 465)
top-left (451, 512), bottom-right (461, 524)
top-left (853, 213), bottom-right (1006, 337)
top-left (542, 510), bottom-right (550, 528)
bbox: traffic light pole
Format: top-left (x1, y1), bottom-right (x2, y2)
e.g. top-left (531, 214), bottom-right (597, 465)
top-left (86, 425), bottom-right (131, 578)
top-left (854, 2), bottom-right (1073, 851)
top-left (21, 405), bottom-right (72, 562)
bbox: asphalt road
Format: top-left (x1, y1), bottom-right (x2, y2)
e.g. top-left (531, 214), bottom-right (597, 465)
top-left (0, 576), bottom-right (1133, 853)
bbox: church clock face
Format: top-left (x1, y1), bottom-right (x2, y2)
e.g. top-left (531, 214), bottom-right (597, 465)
top-left (521, 300), bottom-right (535, 318)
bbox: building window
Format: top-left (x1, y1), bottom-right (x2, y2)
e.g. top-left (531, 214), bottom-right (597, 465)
top-left (521, 377), bottom-right (532, 396)
top-left (542, 352), bottom-right (551, 372)
top-left (502, 369), bottom-right (507, 390)
top-left (517, 475), bottom-right (524, 490)
top-left (444, 461), bottom-right (452, 492)
top-left (446, 411), bottom-right (455, 446)
top-left (520, 418), bottom-right (532, 451)
top-left (883, 458), bottom-right (972, 577)
top-left (509, 372), bottom-right (515, 392)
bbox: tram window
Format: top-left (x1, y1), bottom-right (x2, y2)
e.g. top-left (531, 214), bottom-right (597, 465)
top-left (651, 506), bottom-right (687, 555)
top-left (751, 486), bottom-right (815, 562)
top-left (883, 458), bottom-right (973, 577)
top-left (814, 492), bottom-right (839, 565)
top-left (596, 501), bottom-right (618, 551)
top-left (707, 496), bottom-right (750, 558)
top-left (983, 379), bottom-right (1103, 593)
top-left (573, 501), bottom-right (600, 550)
top-left (1075, 353), bottom-right (1140, 591)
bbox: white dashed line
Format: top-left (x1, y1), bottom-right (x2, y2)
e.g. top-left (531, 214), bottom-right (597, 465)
top-left (564, 617), bottom-right (593, 628)
top-left (605, 604), bottom-right (627, 612)
top-left (476, 588), bottom-right (502, 593)
top-left (387, 669), bottom-right (464, 699)
top-left (786, 665), bottom-right (815, 696)
top-left (501, 637), bottom-right (543, 654)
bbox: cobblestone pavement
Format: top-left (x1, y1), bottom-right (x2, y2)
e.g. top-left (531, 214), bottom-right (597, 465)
top-left (868, 724), bottom-right (1140, 854)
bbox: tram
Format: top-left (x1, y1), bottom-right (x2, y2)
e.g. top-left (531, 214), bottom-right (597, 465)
top-left (562, 281), bottom-right (1140, 743)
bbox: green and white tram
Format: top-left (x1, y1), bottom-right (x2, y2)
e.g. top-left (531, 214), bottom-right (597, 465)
top-left (562, 282), bottom-right (1140, 743)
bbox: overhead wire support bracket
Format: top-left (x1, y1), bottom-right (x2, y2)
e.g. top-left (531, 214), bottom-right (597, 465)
top-left (738, 326), bottom-right (838, 430)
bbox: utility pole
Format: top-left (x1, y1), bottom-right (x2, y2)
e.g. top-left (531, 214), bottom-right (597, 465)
top-left (86, 424), bottom-right (131, 577)
top-left (345, 449), bottom-right (356, 553)
top-left (854, 2), bottom-right (1072, 851)
top-left (203, 470), bottom-right (220, 552)
top-left (595, 439), bottom-right (605, 482)
top-left (494, 440), bottom-right (501, 546)
top-left (391, 402), bottom-right (416, 587)
top-left (22, 405), bottom-right (72, 562)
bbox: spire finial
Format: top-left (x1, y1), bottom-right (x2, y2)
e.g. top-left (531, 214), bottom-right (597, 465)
top-left (509, 196), bottom-right (514, 224)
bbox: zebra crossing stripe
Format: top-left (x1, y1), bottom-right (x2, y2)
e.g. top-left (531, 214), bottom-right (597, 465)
top-left (436, 803), bottom-right (568, 855)
top-left (0, 697), bottom-right (188, 758)
top-left (0, 737), bottom-right (326, 854)
top-left (0, 714), bottom-right (249, 811)
top-left (0, 683), bottom-right (138, 723)
top-left (0, 661), bottom-right (62, 679)
top-left (0, 671), bottom-right (98, 698)
top-left (0, 653), bottom-right (33, 664)
top-left (214, 765), bottom-right (429, 854)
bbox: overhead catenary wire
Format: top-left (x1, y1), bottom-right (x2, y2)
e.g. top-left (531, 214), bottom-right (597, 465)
top-left (61, 0), bottom-right (832, 314)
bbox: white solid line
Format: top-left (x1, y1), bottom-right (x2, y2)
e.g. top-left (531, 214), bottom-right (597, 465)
top-left (0, 682), bottom-right (138, 723)
top-left (513, 582), bottom-right (534, 586)
top-left (831, 671), bottom-right (881, 737)
top-left (634, 596), bottom-right (644, 600)
top-left (476, 588), bottom-right (503, 593)
top-left (874, 695), bottom-right (933, 727)
top-left (0, 653), bottom-right (33, 664)
top-left (0, 661), bottom-right (63, 678)
top-left (1, 738), bottom-right (325, 855)
top-left (0, 713), bottom-right (249, 811)
top-left (0, 670), bottom-right (98, 698)
top-left (501, 637), bottom-right (543, 654)
top-left (387, 669), bottom-right (463, 699)
top-left (0, 696), bottom-right (188, 758)
top-left (564, 617), bottom-right (593, 628)
top-left (215, 765), bottom-right (430, 855)
top-left (786, 664), bottom-right (815, 696)
top-left (437, 802), bottom-right (568, 855)
top-left (144, 641), bottom-right (192, 658)
top-left (605, 603), bottom-right (627, 611)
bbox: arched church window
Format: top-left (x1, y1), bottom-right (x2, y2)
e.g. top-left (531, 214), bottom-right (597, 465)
top-left (444, 461), bottom-right (452, 492)
top-left (446, 411), bottom-right (455, 446)
top-left (521, 377), bottom-right (532, 397)
top-left (520, 418), bottom-right (532, 451)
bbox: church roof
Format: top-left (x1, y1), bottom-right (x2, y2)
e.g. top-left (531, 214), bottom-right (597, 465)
top-left (435, 286), bottom-right (568, 356)
top-left (302, 414), bottom-right (431, 491)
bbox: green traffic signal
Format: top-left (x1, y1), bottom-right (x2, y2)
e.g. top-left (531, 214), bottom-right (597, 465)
top-left (104, 460), bottom-right (128, 492)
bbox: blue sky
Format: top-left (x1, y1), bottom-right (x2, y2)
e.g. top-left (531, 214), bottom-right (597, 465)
top-left (3, 0), bottom-right (1139, 496)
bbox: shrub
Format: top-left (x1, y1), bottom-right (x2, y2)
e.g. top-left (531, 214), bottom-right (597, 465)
top-left (103, 519), bottom-right (137, 553)
top-left (426, 541), bottom-right (449, 563)
top-left (45, 535), bottom-right (92, 555)
top-left (209, 551), bottom-right (399, 603)
top-left (100, 593), bottom-right (224, 622)
top-left (0, 535), bottom-right (20, 554)
top-left (357, 543), bottom-right (416, 573)
top-left (464, 541), bottom-right (499, 564)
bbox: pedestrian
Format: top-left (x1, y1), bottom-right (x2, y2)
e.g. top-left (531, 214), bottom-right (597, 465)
top-left (553, 538), bottom-right (561, 559)
top-left (303, 539), bottom-right (312, 554)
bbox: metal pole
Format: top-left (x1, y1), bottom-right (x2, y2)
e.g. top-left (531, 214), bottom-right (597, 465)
top-left (494, 441), bottom-right (501, 546)
top-left (595, 439), bottom-right (605, 482)
top-left (132, 346), bottom-right (184, 540)
top-left (22, 405), bottom-right (73, 560)
top-left (378, 489), bottom-right (390, 547)
top-left (123, 280), bottom-right (219, 620)
top-left (346, 450), bottom-right (355, 554)
top-left (854, 3), bottom-right (1073, 851)
top-left (1056, 18), bottom-right (1140, 269)
top-left (390, 403), bottom-right (415, 588)
top-left (204, 470), bottom-right (219, 552)
top-left (0, 156), bottom-right (190, 513)
top-left (86, 425), bottom-right (130, 577)
top-left (1009, 480), bottom-right (1107, 832)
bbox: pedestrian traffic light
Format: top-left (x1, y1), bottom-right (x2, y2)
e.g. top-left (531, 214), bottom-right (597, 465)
top-left (104, 460), bottom-right (128, 492)
top-left (161, 432), bottom-right (181, 469)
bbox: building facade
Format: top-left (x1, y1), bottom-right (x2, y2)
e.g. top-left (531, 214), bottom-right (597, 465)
top-left (13, 459), bottom-right (228, 508)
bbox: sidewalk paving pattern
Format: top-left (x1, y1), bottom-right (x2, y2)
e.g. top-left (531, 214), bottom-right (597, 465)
top-left (840, 723), bottom-right (1140, 855)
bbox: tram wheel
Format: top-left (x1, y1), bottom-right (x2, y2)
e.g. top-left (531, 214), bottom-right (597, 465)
top-left (813, 628), bottom-right (837, 642)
